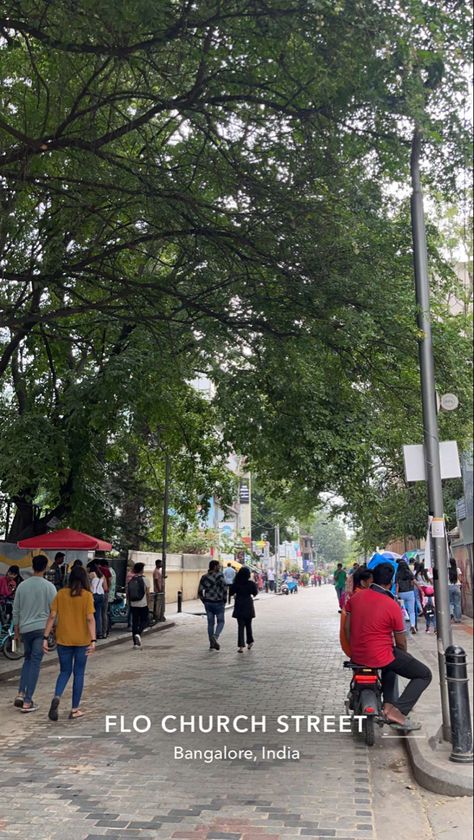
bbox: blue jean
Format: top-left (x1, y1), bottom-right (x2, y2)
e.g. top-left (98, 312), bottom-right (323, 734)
top-left (93, 593), bottom-right (104, 637)
top-left (19, 630), bottom-right (45, 703)
top-left (55, 645), bottom-right (88, 709)
top-left (449, 584), bottom-right (462, 621)
top-left (399, 590), bottom-right (416, 628)
top-left (204, 601), bottom-right (225, 641)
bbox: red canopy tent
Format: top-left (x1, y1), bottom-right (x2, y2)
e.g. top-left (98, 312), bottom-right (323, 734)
top-left (17, 528), bottom-right (112, 551)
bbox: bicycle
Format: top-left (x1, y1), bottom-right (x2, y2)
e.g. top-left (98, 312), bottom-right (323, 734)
top-left (0, 619), bottom-right (24, 660)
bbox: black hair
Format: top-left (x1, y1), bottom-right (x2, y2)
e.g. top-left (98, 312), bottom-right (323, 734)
top-left (208, 560), bottom-right (220, 572)
top-left (372, 563), bottom-right (395, 587)
top-left (353, 565), bottom-right (372, 589)
top-left (132, 562), bottom-right (145, 574)
top-left (449, 558), bottom-right (458, 584)
top-left (235, 566), bottom-right (251, 583)
top-left (32, 555), bottom-right (48, 573)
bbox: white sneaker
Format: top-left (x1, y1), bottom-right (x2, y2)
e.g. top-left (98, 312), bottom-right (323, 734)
top-left (134, 634), bottom-right (142, 648)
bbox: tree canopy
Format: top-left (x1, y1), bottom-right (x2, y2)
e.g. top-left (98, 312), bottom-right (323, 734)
top-left (0, 0), bottom-right (472, 545)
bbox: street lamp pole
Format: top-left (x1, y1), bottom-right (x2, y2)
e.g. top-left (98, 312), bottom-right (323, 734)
top-left (274, 524), bottom-right (280, 592)
top-left (161, 451), bottom-right (171, 622)
top-left (410, 126), bottom-right (452, 740)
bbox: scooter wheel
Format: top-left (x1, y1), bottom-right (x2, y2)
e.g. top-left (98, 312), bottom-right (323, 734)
top-left (364, 716), bottom-right (375, 747)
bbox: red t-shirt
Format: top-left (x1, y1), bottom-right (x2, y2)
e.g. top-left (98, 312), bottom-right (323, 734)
top-left (99, 565), bottom-right (112, 582)
top-left (345, 587), bottom-right (405, 667)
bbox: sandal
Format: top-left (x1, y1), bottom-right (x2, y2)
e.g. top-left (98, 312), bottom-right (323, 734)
top-left (68, 709), bottom-right (85, 719)
top-left (48, 696), bottom-right (60, 721)
top-left (380, 714), bottom-right (421, 731)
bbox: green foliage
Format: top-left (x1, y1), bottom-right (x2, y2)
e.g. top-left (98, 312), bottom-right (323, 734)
top-left (0, 0), bottom-right (472, 546)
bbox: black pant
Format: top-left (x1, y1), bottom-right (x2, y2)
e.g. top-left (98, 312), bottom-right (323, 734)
top-left (382, 648), bottom-right (432, 715)
top-left (237, 618), bottom-right (254, 648)
top-left (131, 606), bottom-right (148, 639)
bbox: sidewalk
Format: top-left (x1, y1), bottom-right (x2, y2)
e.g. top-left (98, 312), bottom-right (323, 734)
top-left (0, 591), bottom-right (277, 683)
top-left (167, 590), bottom-right (276, 617)
top-left (402, 618), bottom-right (474, 796)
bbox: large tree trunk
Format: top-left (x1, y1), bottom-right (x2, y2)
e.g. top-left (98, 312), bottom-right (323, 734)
top-left (6, 497), bottom-right (45, 542)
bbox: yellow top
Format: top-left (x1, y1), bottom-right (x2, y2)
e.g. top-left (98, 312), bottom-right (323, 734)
top-left (51, 589), bottom-right (95, 647)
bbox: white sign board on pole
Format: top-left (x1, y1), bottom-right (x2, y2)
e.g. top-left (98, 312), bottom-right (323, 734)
top-left (403, 441), bottom-right (462, 482)
top-left (431, 517), bottom-right (445, 538)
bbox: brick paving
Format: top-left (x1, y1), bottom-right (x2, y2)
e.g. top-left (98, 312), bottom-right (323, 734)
top-left (0, 584), bottom-right (454, 840)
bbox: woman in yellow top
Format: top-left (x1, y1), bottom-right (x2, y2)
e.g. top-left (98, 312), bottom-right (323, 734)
top-left (43, 565), bottom-right (96, 720)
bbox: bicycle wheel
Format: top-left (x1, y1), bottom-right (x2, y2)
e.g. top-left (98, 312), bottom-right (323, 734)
top-left (47, 631), bottom-right (57, 651)
top-left (3, 635), bottom-right (24, 660)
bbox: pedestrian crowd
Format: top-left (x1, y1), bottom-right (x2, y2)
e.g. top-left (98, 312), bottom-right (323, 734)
top-left (0, 552), bottom-right (166, 718)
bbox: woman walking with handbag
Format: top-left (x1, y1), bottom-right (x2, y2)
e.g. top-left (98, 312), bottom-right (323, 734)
top-left (43, 565), bottom-right (96, 721)
top-left (230, 567), bottom-right (258, 653)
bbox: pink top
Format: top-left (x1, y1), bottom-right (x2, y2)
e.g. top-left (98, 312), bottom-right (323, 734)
top-left (0, 576), bottom-right (16, 598)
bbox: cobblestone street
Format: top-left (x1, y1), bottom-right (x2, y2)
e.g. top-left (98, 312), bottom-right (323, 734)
top-left (1, 587), bottom-right (471, 840)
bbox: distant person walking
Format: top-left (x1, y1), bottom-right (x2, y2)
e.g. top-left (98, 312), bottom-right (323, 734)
top-left (97, 557), bottom-right (112, 637)
top-left (230, 567), bottom-right (258, 652)
top-left (223, 562), bottom-right (236, 604)
top-left (198, 561), bottom-right (227, 650)
top-left (395, 558), bottom-right (417, 634)
top-left (44, 565), bottom-right (96, 721)
top-left (448, 559), bottom-right (463, 623)
top-left (267, 567), bottom-right (275, 592)
top-left (152, 560), bottom-right (165, 621)
top-left (87, 563), bottom-right (106, 639)
top-left (127, 562), bottom-right (149, 648)
top-left (46, 553), bottom-right (67, 590)
top-left (12, 555), bottom-right (56, 713)
top-left (334, 563), bottom-right (347, 611)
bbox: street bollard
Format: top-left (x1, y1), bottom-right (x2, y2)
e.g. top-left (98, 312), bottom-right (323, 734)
top-left (177, 590), bottom-right (182, 613)
top-left (445, 645), bottom-right (474, 763)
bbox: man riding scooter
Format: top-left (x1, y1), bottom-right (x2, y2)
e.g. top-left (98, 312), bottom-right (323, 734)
top-left (344, 562), bottom-right (432, 729)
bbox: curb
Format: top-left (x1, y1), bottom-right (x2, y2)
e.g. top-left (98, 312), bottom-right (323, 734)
top-left (0, 619), bottom-right (176, 684)
top-left (403, 729), bottom-right (474, 797)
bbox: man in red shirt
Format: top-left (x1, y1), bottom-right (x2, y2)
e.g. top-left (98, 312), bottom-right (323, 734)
top-left (345, 562), bottom-right (432, 728)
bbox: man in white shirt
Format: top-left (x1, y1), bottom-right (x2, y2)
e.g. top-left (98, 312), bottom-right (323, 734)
top-left (267, 568), bottom-right (275, 592)
top-left (223, 563), bottom-right (236, 604)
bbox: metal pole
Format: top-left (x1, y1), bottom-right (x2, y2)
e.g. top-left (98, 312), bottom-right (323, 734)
top-left (161, 452), bottom-right (171, 622)
top-left (275, 524), bottom-right (280, 592)
top-left (177, 590), bottom-right (183, 614)
top-left (410, 127), bottom-right (452, 740)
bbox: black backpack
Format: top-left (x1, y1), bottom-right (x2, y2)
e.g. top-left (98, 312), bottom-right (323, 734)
top-left (128, 575), bottom-right (146, 602)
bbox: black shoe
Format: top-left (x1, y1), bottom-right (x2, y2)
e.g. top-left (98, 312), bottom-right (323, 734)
top-left (48, 697), bottom-right (60, 721)
top-left (210, 635), bottom-right (220, 650)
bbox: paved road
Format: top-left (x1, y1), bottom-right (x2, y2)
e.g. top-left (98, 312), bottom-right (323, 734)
top-left (0, 586), bottom-right (471, 839)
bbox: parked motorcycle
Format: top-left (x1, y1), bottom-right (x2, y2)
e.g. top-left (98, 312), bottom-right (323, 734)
top-left (344, 661), bottom-right (383, 746)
